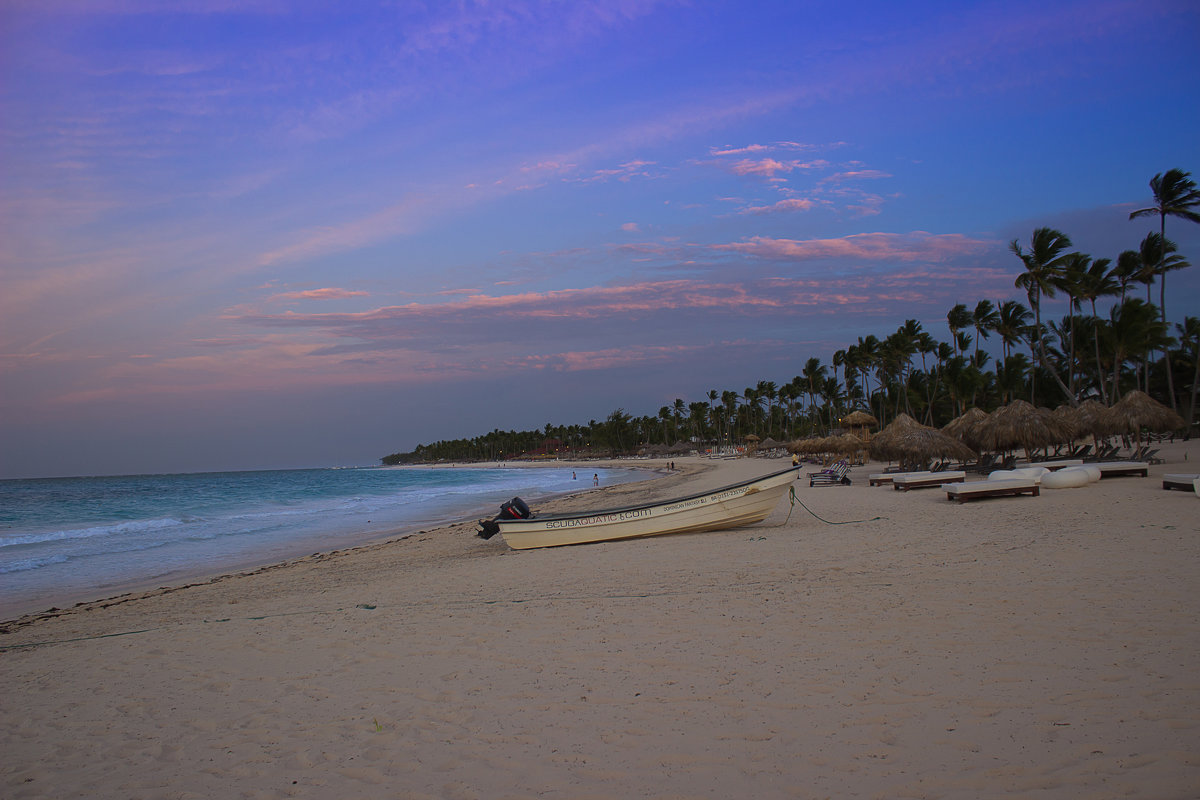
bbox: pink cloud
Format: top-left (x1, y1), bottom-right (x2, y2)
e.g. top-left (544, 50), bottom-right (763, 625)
top-left (823, 169), bottom-right (892, 182)
top-left (741, 198), bottom-right (817, 214)
top-left (729, 158), bottom-right (793, 177)
top-left (273, 288), bottom-right (370, 301)
top-left (713, 232), bottom-right (994, 262)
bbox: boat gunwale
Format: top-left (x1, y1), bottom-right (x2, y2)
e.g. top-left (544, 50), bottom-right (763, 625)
top-left (498, 465), bottom-right (798, 526)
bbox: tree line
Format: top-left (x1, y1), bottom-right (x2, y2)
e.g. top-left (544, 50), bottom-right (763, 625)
top-left (382, 168), bottom-right (1199, 464)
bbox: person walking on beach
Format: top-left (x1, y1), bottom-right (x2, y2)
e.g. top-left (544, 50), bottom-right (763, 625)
top-left (593, 474), bottom-right (599, 487)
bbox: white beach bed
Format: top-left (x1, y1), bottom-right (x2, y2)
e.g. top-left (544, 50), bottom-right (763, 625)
top-left (893, 470), bottom-right (966, 491)
top-left (944, 478), bottom-right (1040, 503)
top-left (1092, 461), bottom-right (1150, 478)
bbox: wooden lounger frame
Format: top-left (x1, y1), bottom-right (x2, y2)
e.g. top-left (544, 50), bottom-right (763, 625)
top-left (1094, 461), bottom-right (1149, 478)
top-left (893, 471), bottom-right (966, 491)
top-left (869, 470), bottom-right (929, 486)
top-left (1162, 474), bottom-right (1199, 491)
top-left (944, 479), bottom-right (1039, 503)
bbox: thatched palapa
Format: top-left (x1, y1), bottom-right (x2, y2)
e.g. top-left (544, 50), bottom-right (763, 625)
top-left (973, 400), bottom-right (1074, 455)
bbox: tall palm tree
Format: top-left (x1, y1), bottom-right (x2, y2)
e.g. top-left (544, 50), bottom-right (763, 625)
top-left (1105, 298), bottom-right (1168, 400)
top-left (1113, 249), bottom-right (1140, 302)
top-left (1129, 168), bottom-right (1200, 244)
top-left (1075, 257), bottom-right (1118, 403)
top-left (757, 380), bottom-right (777, 439)
top-left (947, 303), bottom-right (972, 358)
top-left (1011, 227), bottom-right (1075, 404)
top-left (1178, 316), bottom-right (1200, 429)
top-left (1055, 253), bottom-right (1093, 400)
top-left (995, 300), bottom-right (1031, 362)
top-left (971, 300), bottom-right (999, 365)
top-left (801, 357), bottom-right (826, 432)
top-left (1130, 168), bottom-right (1200, 409)
top-left (1134, 233), bottom-right (1190, 405)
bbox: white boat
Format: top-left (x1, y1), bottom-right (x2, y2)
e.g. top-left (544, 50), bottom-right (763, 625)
top-left (477, 466), bottom-right (798, 550)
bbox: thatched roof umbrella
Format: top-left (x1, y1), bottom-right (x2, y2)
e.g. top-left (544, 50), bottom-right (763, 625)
top-left (840, 409), bottom-right (879, 444)
top-left (1107, 390), bottom-right (1186, 451)
top-left (841, 410), bottom-right (878, 426)
top-left (759, 437), bottom-right (786, 450)
top-left (1075, 399), bottom-right (1117, 438)
top-left (826, 432), bottom-right (867, 463)
top-left (867, 413), bottom-right (924, 462)
top-left (891, 427), bottom-right (978, 464)
top-left (787, 437), bottom-right (819, 455)
top-left (942, 407), bottom-right (989, 452)
top-left (1050, 405), bottom-right (1085, 446)
top-left (974, 399), bottom-right (1073, 456)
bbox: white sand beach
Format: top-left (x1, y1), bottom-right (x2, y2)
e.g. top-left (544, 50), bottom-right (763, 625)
top-left (3, 443), bottom-right (1199, 798)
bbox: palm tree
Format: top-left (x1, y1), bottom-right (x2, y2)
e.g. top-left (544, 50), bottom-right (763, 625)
top-left (947, 303), bottom-right (972, 358)
top-left (1113, 249), bottom-right (1140, 302)
top-left (1105, 299), bottom-right (1168, 400)
top-left (1129, 168), bottom-right (1200, 244)
top-left (1012, 227), bottom-right (1075, 404)
top-left (1130, 168), bottom-right (1200, 409)
top-left (1055, 252), bottom-right (1093, 400)
top-left (995, 300), bottom-right (1031, 362)
top-left (1178, 316), bottom-right (1200, 429)
top-left (1075, 257), bottom-right (1118, 403)
top-left (658, 406), bottom-right (672, 445)
top-left (801, 357), bottom-right (826, 432)
top-left (757, 380), bottom-right (777, 439)
top-left (1134, 233), bottom-right (1190, 405)
top-left (971, 300), bottom-right (999, 365)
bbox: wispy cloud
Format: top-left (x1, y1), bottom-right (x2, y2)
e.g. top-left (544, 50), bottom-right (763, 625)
top-left (740, 198), bottom-right (818, 214)
top-left (271, 288), bottom-right (370, 301)
top-left (713, 232), bottom-right (992, 262)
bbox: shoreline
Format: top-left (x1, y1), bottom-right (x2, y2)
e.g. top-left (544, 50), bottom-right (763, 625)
top-left (0, 458), bottom-right (693, 627)
top-left (3, 449), bottom-right (1197, 797)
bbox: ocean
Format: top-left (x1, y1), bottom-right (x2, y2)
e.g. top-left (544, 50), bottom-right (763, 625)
top-left (0, 465), bottom-right (644, 617)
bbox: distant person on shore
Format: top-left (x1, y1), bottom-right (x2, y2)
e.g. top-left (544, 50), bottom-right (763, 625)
top-left (572, 471), bottom-right (577, 480)
top-left (593, 474), bottom-right (599, 487)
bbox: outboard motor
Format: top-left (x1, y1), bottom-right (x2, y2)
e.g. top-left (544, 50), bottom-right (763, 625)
top-left (477, 496), bottom-right (532, 539)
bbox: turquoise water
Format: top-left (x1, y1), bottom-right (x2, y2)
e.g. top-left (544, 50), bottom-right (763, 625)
top-left (0, 465), bottom-right (642, 616)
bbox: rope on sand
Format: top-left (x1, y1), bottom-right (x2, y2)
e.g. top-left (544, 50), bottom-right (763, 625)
top-left (778, 486), bottom-right (885, 526)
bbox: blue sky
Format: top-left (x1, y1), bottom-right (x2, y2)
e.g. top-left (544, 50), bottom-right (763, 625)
top-left (2, 0), bottom-right (1198, 478)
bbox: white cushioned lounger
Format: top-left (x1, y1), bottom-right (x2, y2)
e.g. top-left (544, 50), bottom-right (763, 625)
top-left (944, 478), bottom-right (1039, 503)
top-left (1092, 461), bottom-right (1150, 478)
top-left (893, 470), bottom-right (965, 491)
top-left (1163, 473), bottom-right (1200, 491)
top-left (869, 470), bottom-right (930, 486)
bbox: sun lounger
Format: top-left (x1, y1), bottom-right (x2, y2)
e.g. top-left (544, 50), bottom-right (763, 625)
top-left (869, 470), bottom-right (930, 486)
top-left (1093, 461), bottom-right (1150, 478)
top-left (893, 470), bottom-right (966, 491)
top-left (1162, 473), bottom-right (1200, 491)
top-left (944, 478), bottom-right (1040, 503)
top-left (809, 460), bottom-right (851, 487)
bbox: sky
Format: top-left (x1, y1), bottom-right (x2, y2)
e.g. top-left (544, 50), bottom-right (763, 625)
top-left (2, 0), bottom-right (1199, 479)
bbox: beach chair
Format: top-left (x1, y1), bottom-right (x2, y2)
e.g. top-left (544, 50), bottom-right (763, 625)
top-left (1162, 473), bottom-right (1200, 491)
top-left (968, 454), bottom-right (996, 474)
top-left (809, 460), bottom-right (851, 486)
top-left (893, 470), bottom-right (966, 491)
top-left (1093, 461), bottom-right (1150, 478)
top-left (944, 478), bottom-right (1040, 503)
top-left (869, 469), bottom-right (929, 486)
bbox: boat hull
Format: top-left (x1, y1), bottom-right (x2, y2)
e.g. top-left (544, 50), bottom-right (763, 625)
top-left (495, 467), bottom-right (797, 549)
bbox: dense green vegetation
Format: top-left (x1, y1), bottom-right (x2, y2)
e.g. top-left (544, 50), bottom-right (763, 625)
top-left (382, 168), bottom-right (1199, 464)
